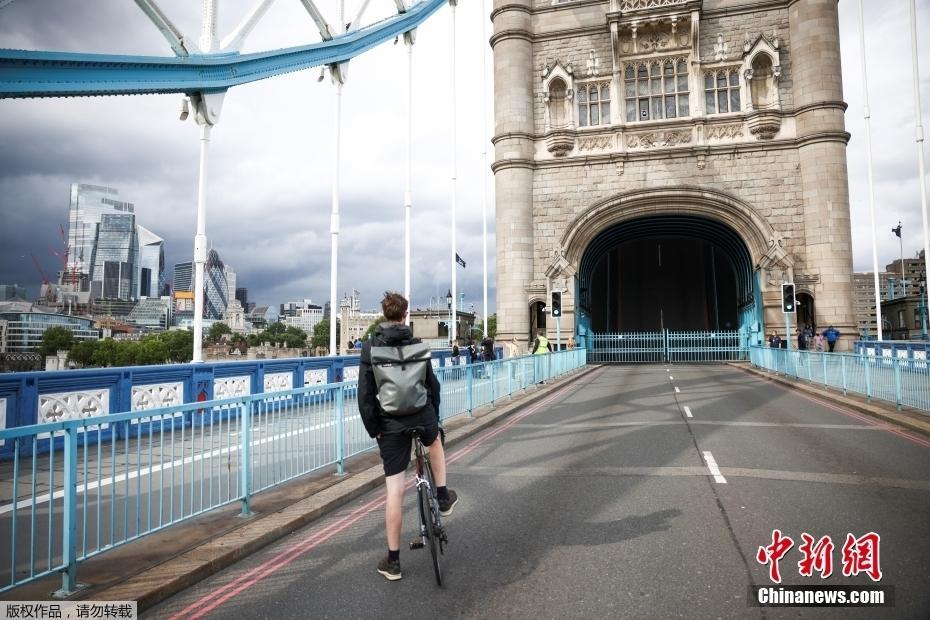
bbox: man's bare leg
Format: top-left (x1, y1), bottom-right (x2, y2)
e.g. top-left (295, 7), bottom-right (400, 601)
top-left (427, 438), bottom-right (446, 487)
top-left (384, 472), bottom-right (405, 551)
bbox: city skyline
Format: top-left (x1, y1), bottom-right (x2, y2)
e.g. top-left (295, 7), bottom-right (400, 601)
top-left (0, 1), bottom-right (928, 315)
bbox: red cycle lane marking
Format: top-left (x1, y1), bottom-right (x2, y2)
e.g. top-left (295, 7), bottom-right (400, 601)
top-left (743, 371), bottom-right (930, 450)
top-left (171, 367), bottom-right (601, 619)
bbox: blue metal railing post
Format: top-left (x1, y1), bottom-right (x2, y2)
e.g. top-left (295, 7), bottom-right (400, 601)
top-left (489, 362), bottom-right (496, 407)
top-left (56, 425), bottom-right (78, 597)
top-left (864, 354), bottom-right (872, 401)
top-left (822, 353), bottom-right (828, 388)
top-left (893, 357), bottom-right (903, 410)
top-left (239, 399), bottom-right (252, 517)
top-left (335, 385), bottom-right (346, 474)
top-left (841, 355), bottom-right (847, 395)
top-left (466, 365), bottom-right (474, 415)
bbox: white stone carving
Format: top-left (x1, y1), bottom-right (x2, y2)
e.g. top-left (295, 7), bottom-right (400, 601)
top-left (304, 369), bottom-right (328, 386)
top-left (343, 366), bottom-right (360, 381)
top-left (39, 389), bottom-right (109, 424)
top-left (626, 130), bottom-right (692, 149)
top-left (706, 124), bottom-right (745, 140)
top-left (214, 376), bottom-right (251, 399)
top-left (132, 382), bottom-right (184, 411)
top-left (263, 372), bottom-right (293, 393)
top-left (577, 135), bottom-right (613, 152)
top-left (619, 0), bottom-right (689, 10)
top-left (431, 359), bottom-right (440, 369)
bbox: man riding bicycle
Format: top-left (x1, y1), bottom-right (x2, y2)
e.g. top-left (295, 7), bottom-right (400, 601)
top-left (359, 292), bottom-right (459, 581)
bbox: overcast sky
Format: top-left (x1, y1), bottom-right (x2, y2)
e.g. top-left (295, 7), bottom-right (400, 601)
top-left (0, 0), bottom-right (928, 316)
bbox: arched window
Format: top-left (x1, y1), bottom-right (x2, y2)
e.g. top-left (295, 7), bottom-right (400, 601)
top-left (704, 69), bottom-right (741, 114)
top-left (750, 53), bottom-right (775, 110)
top-left (625, 59), bottom-right (688, 122)
top-left (578, 82), bottom-right (610, 127)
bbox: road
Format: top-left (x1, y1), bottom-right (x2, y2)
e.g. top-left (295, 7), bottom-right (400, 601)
top-left (144, 364), bottom-right (930, 619)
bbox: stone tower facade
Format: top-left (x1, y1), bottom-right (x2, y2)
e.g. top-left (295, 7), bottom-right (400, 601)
top-left (491, 0), bottom-right (855, 350)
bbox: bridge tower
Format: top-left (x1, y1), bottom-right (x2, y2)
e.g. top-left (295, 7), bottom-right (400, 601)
top-left (491, 0), bottom-right (855, 351)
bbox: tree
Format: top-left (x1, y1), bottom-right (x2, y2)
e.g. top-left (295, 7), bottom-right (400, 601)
top-left (91, 338), bottom-right (120, 367)
top-left (160, 329), bottom-right (193, 363)
top-left (266, 321), bottom-right (286, 336)
top-left (311, 319), bottom-right (340, 350)
top-left (136, 338), bottom-right (169, 365)
top-left (68, 340), bottom-right (99, 367)
top-left (114, 341), bottom-right (140, 367)
top-left (207, 322), bottom-right (232, 343)
top-left (363, 316), bottom-right (389, 341)
top-left (37, 326), bottom-right (74, 356)
top-left (282, 326), bottom-right (308, 348)
top-left (475, 314), bottom-right (497, 339)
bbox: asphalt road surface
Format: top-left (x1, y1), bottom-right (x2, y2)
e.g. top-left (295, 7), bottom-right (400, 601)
top-left (145, 364), bottom-right (930, 619)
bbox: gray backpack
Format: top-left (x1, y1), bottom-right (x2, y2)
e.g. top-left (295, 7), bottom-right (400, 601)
top-left (370, 342), bottom-right (432, 416)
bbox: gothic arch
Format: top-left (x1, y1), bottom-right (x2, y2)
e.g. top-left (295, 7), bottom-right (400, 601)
top-left (558, 186), bottom-right (787, 273)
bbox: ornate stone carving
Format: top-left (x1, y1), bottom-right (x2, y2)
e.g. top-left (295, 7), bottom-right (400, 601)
top-left (696, 153), bottom-right (706, 169)
top-left (304, 369), bottom-right (328, 386)
top-left (40, 389), bottom-right (109, 424)
top-left (706, 124), bottom-right (745, 140)
top-left (264, 372), bottom-right (293, 393)
top-left (214, 376), bottom-right (250, 399)
top-left (431, 359), bottom-right (440, 369)
top-left (577, 135), bottom-right (613, 152)
top-left (545, 129), bottom-right (576, 157)
top-left (545, 249), bottom-right (577, 280)
top-left (746, 110), bottom-right (781, 140)
top-left (619, 0), bottom-right (689, 10)
top-left (626, 130), bottom-right (692, 149)
top-left (343, 366), bottom-right (360, 382)
top-left (132, 382), bottom-right (183, 411)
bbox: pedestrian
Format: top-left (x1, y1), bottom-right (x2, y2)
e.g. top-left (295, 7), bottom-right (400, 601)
top-left (531, 328), bottom-right (552, 354)
top-left (567, 336), bottom-right (576, 350)
top-left (768, 331), bottom-right (781, 348)
top-left (481, 334), bottom-right (495, 361)
top-left (504, 336), bottom-right (520, 358)
top-left (823, 325), bottom-right (841, 352)
top-left (814, 332), bottom-right (825, 352)
top-left (358, 292), bottom-right (458, 581)
top-left (797, 328), bottom-right (807, 351)
top-left (451, 343), bottom-right (460, 365)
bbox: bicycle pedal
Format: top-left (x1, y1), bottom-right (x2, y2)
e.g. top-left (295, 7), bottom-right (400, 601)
top-left (409, 540), bottom-right (424, 550)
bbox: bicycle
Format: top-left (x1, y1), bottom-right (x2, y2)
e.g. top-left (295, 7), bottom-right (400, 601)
top-left (406, 427), bottom-right (448, 586)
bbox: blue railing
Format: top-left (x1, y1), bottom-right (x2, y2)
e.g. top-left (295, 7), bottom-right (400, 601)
top-left (852, 340), bottom-right (930, 361)
top-left (749, 345), bottom-right (930, 414)
top-left (0, 349), bottom-right (586, 595)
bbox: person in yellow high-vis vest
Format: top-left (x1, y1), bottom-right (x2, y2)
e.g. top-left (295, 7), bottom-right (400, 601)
top-left (531, 328), bottom-right (552, 384)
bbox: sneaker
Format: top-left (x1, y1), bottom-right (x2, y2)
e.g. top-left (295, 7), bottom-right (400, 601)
top-left (377, 556), bottom-right (402, 581)
top-left (438, 489), bottom-right (459, 517)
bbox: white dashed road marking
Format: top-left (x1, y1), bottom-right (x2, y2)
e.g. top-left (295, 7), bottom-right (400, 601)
top-left (683, 406), bottom-right (693, 418)
top-left (702, 451), bottom-right (727, 484)
top-left (674, 386), bottom-right (680, 393)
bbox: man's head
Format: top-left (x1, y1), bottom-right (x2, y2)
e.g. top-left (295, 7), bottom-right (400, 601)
top-left (380, 291), bottom-right (408, 322)
top-left (538, 328), bottom-right (545, 336)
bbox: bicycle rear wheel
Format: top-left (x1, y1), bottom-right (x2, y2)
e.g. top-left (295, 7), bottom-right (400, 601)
top-left (419, 454), bottom-right (443, 586)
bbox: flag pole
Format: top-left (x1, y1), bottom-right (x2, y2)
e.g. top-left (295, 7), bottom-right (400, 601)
top-left (857, 0), bottom-right (883, 340)
top-left (908, 0), bottom-right (930, 337)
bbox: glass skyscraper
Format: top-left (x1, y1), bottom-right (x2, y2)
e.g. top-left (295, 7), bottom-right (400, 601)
top-left (173, 262), bottom-right (193, 293)
top-left (205, 249), bottom-right (228, 320)
top-left (138, 225), bottom-right (165, 297)
top-left (90, 212), bottom-right (138, 300)
top-left (66, 184), bottom-right (135, 290)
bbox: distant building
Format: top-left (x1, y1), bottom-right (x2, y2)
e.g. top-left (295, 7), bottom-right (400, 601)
top-left (853, 251), bottom-right (928, 338)
top-left (280, 299), bottom-right (324, 335)
top-left (409, 309), bottom-right (477, 346)
top-left (205, 250), bottom-right (228, 320)
top-left (0, 319), bottom-right (8, 353)
top-left (126, 296), bottom-right (173, 331)
top-left (66, 183), bottom-right (134, 294)
top-left (881, 295), bottom-right (929, 341)
top-left (338, 293), bottom-right (381, 354)
top-left (235, 287), bottom-right (249, 311)
top-left (0, 303), bottom-right (100, 352)
top-left (138, 225), bottom-right (166, 298)
top-left (223, 298), bottom-right (247, 333)
top-left (173, 261), bottom-right (193, 293)
top-left (91, 212), bottom-right (138, 300)
top-left (247, 306), bottom-right (276, 331)
top-left (0, 284), bottom-right (27, 301)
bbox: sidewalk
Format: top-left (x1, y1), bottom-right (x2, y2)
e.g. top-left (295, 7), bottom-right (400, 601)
top-left (732, 362), bottom-right (930, 439)
top-left (1, 365), bottom-right (597, 611)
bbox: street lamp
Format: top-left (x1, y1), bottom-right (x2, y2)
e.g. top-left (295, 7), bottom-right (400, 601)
top-left (446, 289), bottom-right (453, 346)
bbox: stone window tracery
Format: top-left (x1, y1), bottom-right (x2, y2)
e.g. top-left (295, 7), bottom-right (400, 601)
top-left (577, 82), bottom-right (610, 127)
top-left (704, 69), bottom-right (741, 114)
top-left (624, 58), bottom-right (689, 122)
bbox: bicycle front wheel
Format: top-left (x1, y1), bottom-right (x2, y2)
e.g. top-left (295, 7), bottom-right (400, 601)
top-left (417, 479), bottom-right (442, 586)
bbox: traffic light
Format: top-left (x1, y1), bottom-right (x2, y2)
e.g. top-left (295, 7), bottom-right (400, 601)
top-left (781, 283), bottom-right (796, 313)
top-left (551, 291), bottom-right (562, 317)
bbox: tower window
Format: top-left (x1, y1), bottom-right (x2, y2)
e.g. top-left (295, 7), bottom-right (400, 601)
top-left (704, 69), bottom-right (741, 114)
top-left (578, 83), bottom-right (610, 127)
top-left (625, 59), bottom-right (689, 122)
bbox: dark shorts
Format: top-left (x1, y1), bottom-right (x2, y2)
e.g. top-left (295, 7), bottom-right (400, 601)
top-left (376, 410), bottom-right (441, 477)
